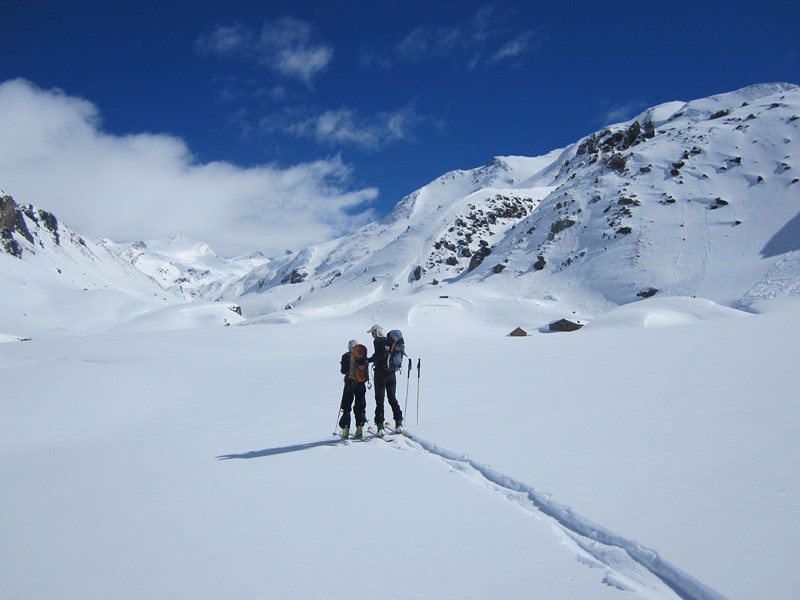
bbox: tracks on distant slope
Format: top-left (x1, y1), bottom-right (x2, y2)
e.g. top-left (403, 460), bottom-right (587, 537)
top-left (389, 430), bottom-right (728, 600)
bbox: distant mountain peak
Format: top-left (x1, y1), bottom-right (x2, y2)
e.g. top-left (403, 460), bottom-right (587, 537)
top-left (101, 234), bottom-right (269, 299)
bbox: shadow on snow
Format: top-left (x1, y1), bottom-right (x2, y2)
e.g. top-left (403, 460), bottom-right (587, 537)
top-left (216, 438), bottom-right (344, 460)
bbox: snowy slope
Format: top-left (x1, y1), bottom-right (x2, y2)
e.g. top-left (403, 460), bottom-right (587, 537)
top-left (1, 297), bottom-right (798, 599)
top-left (0, 194), bottom-right (245, 337)
top-left (222, 83), bottom-right (800, 322)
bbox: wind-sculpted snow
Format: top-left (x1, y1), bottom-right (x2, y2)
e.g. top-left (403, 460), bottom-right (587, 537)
top-left (394, 430), bottom-right (728, 600)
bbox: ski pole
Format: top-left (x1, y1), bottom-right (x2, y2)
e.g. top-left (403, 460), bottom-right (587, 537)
top-left (416, 358), bottom-right (421, 426)
top-left (333, 407), bottom-right (343, 437)
top-left (404, 358), bottom-right (412, 417)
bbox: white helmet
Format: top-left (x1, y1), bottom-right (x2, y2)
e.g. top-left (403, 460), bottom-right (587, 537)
top-left (348, 339), bottom-right (358, 352)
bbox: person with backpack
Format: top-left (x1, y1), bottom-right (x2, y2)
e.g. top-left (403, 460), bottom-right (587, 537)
top-left (366, 324), bottom-right (404, 436)
top-left (339, 339), bottom-right (368, 439)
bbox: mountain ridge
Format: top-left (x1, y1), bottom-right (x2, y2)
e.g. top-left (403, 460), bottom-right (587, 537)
top-left (212, 82), bottom-right (800, 320)
top-left (0, 193), bottom-right (245, 337)
top-left (2, 82), bottom-right (799, 334)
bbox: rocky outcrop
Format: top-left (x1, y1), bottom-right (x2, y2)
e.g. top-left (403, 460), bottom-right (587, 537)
top-left (428, 194), bottom-right (535, 273)
top-left (1, 194), bottom-right (63, 258)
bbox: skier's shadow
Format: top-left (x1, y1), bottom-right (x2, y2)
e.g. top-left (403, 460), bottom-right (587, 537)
top-left (216, 438), bottom-right (342, 460)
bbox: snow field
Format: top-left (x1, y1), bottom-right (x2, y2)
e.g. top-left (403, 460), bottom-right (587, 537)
top-left (2, 296), bottom-right (799, 599)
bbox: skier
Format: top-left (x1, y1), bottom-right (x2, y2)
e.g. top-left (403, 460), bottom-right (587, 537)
top-left (339, 339), bottom-right (367, 439)
top-left (366, 324), bottom-right (404, 436)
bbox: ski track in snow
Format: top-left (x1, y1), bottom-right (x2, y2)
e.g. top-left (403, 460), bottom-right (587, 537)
top-left (388, 430), bottom-right (728, 600)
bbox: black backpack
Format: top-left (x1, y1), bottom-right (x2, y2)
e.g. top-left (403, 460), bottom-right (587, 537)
top-left (385, 330), bottom-right (406, 372)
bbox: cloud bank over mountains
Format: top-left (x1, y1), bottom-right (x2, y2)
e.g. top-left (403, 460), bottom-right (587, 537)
top-left (0, 78), bottom-right (377, 257)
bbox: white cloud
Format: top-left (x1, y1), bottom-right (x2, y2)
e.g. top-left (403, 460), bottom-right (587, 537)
top-left (258, 17), bottom-right (333, 83)
top-left (597, 100), bottom-right (649, 126)
top-left (395, 27), bottom-right (435, 63)
top-left (490, 32), bottom-right (534, 63)
top-left (196, 17), bottom-right (333, 85)
top-left (363, 7), bottom-right (536, 70)
top-left (260, 103), bottom-right (432, 151)
top-left (0, 79), bottom-right (377, 257)
top-left (195, 23), bottom-right (253, 56)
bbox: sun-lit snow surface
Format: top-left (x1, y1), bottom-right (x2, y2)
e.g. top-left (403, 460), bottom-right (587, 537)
top-left (1, 296), bottom-right (799, 599)
top-left (2, 83), bottom-right (800, 598)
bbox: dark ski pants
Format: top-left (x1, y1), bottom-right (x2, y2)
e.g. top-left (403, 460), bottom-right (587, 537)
top-left (340, 380), bottom-right (367, 428)
top-left (373, 370), bottom-right (403, 426)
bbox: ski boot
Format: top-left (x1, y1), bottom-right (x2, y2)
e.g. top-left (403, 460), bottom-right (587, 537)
top-left (341, 427), bottom-right (349, 440)
top-left (355, 425), bottom-right (363, 439)
top-left (395, 420), bottom-right (404, 433)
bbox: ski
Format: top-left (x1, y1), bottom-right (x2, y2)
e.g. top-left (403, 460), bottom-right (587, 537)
top-left (367, 425), bottom-right (393, 441)
top-left (383, 422), bottom-right (407, 436)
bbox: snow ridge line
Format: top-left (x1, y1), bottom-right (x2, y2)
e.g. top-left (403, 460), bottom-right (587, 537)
top-left (399, 430), bottom-right (728, 600)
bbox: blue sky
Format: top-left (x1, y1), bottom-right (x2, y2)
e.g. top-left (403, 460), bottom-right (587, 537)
top-left (1, 0), bottom-right (799, 256)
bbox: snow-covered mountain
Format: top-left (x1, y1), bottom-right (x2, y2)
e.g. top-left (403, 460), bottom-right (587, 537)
top-left (0, 194), bottom-right (245, 337)
top-left (100, 234), bottom-right (269, 300)
top-left (3, 84), bottom-right (800, 600)
top-left (219, 82), bottom-right (800, 320)
top-left (3, 82), bottom-right (799, 333)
